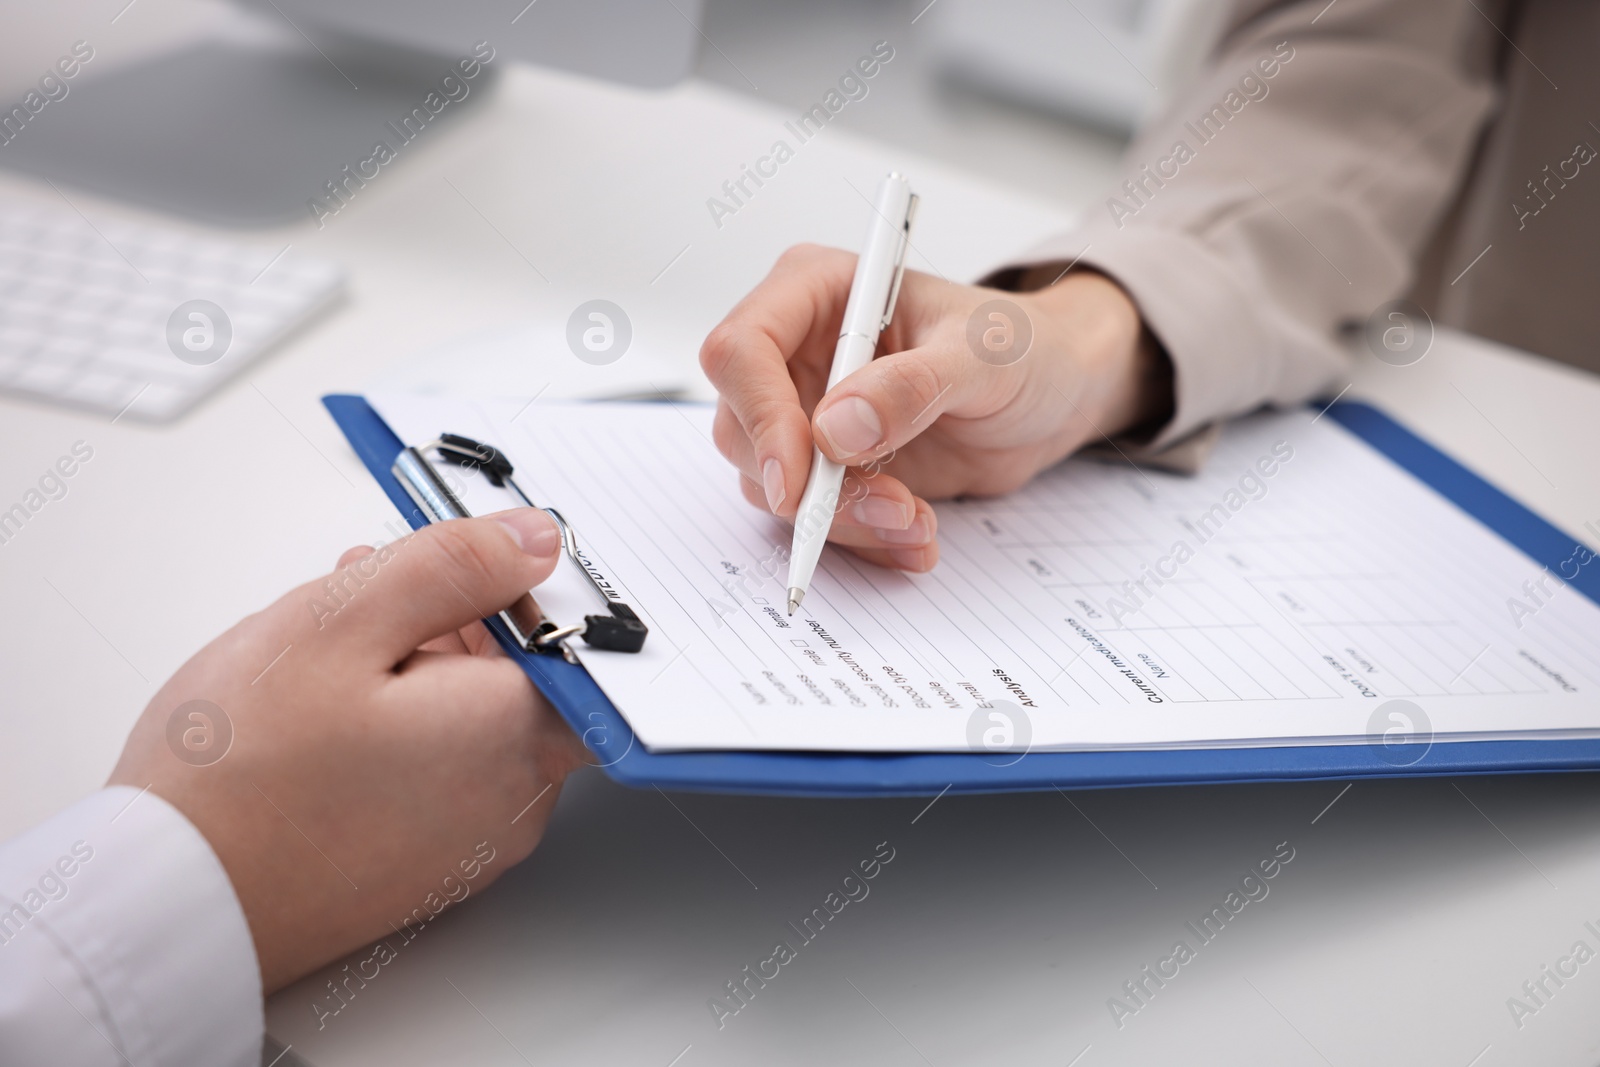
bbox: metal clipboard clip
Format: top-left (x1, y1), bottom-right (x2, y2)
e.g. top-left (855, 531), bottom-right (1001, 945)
top-left (391, 432), bottom-right (649, 662)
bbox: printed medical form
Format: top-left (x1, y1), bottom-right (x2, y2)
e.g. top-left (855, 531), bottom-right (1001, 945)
top-left (370, 394), bottom-right (1600, 754)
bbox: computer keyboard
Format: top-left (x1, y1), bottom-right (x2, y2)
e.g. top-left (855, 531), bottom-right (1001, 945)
top-left (0, 205), bottom-right (343, 422)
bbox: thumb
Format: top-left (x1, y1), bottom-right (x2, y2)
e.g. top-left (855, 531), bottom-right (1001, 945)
top-left (307, 507), bottom-right (564, 667)
top-left (810, 340), bottom-right (1017, 463)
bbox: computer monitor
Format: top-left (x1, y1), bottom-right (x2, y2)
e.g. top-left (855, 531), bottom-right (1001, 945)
top-left (0, 0), bottom-right (703, 227)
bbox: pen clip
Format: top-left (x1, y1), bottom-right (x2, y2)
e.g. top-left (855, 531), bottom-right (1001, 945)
top-left (879, 192), bottom-right (918, 332)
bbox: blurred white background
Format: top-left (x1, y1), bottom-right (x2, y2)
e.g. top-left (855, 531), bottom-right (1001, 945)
top-left (0, 0), bottom-right (1225, 210)
top-left (692, 0), bottom-right (1222, 203)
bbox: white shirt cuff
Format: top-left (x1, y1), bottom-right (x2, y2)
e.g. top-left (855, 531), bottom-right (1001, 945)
top-left (0, 786), bottom-right (263, 1066)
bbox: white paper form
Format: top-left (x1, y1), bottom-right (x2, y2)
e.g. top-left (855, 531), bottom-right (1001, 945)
top-left (369, 393), bottom-right (1600, 753)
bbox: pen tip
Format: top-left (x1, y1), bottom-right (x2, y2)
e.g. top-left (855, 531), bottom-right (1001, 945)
top-left (787, 589), bottom-right (804, 616)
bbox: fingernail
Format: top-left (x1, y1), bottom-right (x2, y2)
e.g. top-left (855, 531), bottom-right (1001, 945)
top-left (761, 456), bottom-right (786, 512)
top-left (815, 395), bottom-right (882, 458)
top-left (890, 547), bottom-right (932, 571)
top-left (851, 496), bottom-right (911, 529)
top-left (877, 517), bottom-right (931, 544)
top-left (492, 508), bottom-right (562, 557)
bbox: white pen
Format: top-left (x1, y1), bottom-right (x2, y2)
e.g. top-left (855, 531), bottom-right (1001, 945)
top-left (787, 172), bottom-right (918, 615)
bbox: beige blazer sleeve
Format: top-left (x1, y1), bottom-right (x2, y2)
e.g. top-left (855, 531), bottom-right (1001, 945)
top-left (989, 0), bottom-right (1502, 450)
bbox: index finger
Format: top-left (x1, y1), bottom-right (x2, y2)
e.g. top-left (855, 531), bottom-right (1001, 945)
top-left (699, 244), bottom-right (857, 516)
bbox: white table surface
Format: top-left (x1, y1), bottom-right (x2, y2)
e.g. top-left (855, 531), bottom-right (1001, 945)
top-left (2, 56), bottom-right (1600, 1067)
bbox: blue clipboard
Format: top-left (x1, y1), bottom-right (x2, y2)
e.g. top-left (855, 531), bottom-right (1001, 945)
top-left (324, 394), bottom-right (1600, 796)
